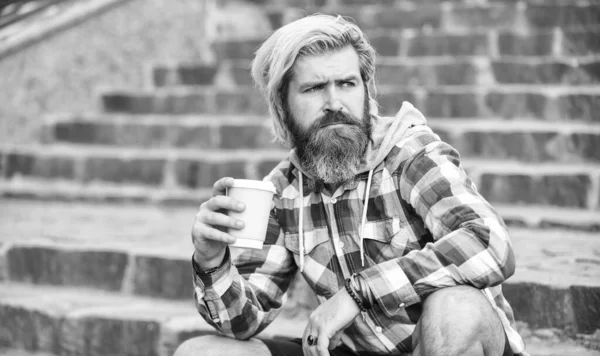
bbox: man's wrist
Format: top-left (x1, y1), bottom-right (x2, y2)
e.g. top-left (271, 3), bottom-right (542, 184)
top-left (193, 248), bottom-right (227, 274)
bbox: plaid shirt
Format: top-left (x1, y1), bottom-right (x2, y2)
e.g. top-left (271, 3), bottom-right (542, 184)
top-left (192, 126), bottom-right (526, 355)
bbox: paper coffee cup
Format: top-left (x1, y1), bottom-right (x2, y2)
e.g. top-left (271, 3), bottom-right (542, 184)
top-left (227, 179), bottom-right (276, 249)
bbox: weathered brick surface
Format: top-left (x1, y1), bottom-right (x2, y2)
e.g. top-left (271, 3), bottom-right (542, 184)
top-left (480, 174), bottom-right (536, 205)
top-left (485, 92), bottom-right (547, 119)
top-left (229, 62), bottom-right (254, 86)
top-left (213, 39), bottom-right (265, 61)
top-left (498, 31), bottom-right (555, 56)
top-left (7, 246), bottom-right (128, 291)
top-left (323, 6), bottom-right (442, 31)
top-left (83, 157), bottom-right (166, 185)
top-left (50, 121), bottom-right (222, 149)
top-left (368, 33), bottom-right (402, 56)
top-left (423, 92), bottom-right (480, 117)
top-left (153, 65), bottom-right (218, 87)
top-left (556, 94), bottom-right (600, 122)
top-left (491, 61), bottom-right (573, 84)
top-left (536, 174), bottom-right (592, 208)
top-left (174, 159), bottom-right (248, 189)
top-left (377, 62), bottom-right (480, 86)
top-left (571, 61), bottom-right (600, 85)
top-left (363, 6), bottom-right (442, 30)
top-left (446, 4), bottom-right (522, 30)
top-left (132, 255), bottom-right (193, 299)
top-left (102, 93), bottom-right (212, 115)
top-left (562, 29), bottom-right (600, 55)
top-left (376, 90), bottom-right (420, 117)
top-left (503, 283), bottom-right (575, 330)
top-left (60, 317), bottom-right (160, 356)
top-left (216, 91), bottom-right (268, 115)
top-left (170, 125), bottom-right (217, 149)
top-left (568, 133), bottom-right (600, 162)
top-left (53, 122), bottom-right (114, 145)
top-left (406, 33), bottom-right (489, 56)
top-left (480, 173), bottom-right (593, 208)
top-left (220, 125), bottom-right (276, 149)
top-left (0, 305), bottom-right (59, 353)
top-left (525, 5), bottom-right (600, 29)
top-left (457, 131), bottom-right (559, 162)
top-left (53, 122), bottom-right (172, 147)
top-left (2, 153), bottom-right (75, 180)
top-left (570, 285), bottom-right (600, 334)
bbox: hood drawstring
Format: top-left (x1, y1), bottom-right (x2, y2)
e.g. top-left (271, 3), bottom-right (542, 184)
top-left (360, 169), bottom-right (374, 267)
top-left (299, 173), bottom-right (305, 272)
top-left (297, 169), bottom-right (374, 272)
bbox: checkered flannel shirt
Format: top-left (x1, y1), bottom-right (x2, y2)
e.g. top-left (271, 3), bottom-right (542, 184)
top-left (192, 127), bottom-right (525, 355)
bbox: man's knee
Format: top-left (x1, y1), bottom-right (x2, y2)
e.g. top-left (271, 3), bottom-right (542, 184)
top-left (173, 334), bottom-right (271, 356)
top-left (415, 286), bottom-right (505, 356)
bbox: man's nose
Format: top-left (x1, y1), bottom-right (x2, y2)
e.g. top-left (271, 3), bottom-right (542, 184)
top-left (323, 86), bottom-right (343, 113)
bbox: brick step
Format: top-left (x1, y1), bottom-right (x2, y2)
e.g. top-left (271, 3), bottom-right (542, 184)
top-left (1, 144), bottom-right (599, 209)
top-left (0, 282), bottom-right (307, 356)
top-left (308, 4), bottom-right (600, 31)
top-left (42, 114), bottom-right (279, 150)
top-left (1, 282), bottom-right (598, 356)
top-left (99, 87), bottom-right (600, 122)
top-left (211, 27), bottom-right (600, 61)
top-left (152, 57), bottom-right (600, 88)
top-left (42, 115), bottom-right (600, 163)
top-left (0, 144), bottom-right (288, 190)
top-left (0, 224), bottom-right (598, 333)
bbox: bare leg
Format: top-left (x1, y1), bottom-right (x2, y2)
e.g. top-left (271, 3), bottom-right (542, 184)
top-left (412, 286), bottom-right (506, 356)
top-left (173, 334), bottom-right (272, 356)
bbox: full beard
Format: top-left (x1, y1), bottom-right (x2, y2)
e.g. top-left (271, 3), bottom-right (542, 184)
top-left (286, 100), bottom-right (372, 185)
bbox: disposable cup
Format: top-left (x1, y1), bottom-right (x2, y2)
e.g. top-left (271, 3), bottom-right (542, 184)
top-left (227, 179), bottom-right (276, 249)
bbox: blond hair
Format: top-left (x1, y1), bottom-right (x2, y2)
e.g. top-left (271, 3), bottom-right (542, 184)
top-left (251, 14), bottom-right (378, 145)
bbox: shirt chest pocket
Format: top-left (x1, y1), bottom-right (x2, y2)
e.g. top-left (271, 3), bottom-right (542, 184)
top-left (284, 228), bottom-right (337, 297)
top-left (361, 216), bottom-right (417, 261)
top-left (284, 228), bottom-right (332, 257)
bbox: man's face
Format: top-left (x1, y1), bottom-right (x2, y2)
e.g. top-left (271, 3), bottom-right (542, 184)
top-left (284, 46), bottom-right (371, 185)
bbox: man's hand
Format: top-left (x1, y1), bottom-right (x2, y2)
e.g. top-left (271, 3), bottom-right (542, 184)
top-left (302, 286), bottom-right (361, 356)
top-left (191, 177), bottom-right (246, 270)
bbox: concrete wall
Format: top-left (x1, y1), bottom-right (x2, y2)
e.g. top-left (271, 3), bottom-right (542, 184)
top-left (0, 0), bottom-right (213, 145)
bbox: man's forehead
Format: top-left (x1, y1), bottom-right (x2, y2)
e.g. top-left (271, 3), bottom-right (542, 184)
top-left (292, 46), bottom-right (361, 82)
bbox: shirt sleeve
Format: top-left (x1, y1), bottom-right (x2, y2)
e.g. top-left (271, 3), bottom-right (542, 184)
top-left (192, 207), bottom-right (297, 340)
top-left (359, 138), bottom-right (516, 317)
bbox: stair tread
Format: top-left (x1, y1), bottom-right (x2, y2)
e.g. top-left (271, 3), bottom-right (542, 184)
top-left (0, 143), bottom-right (289, 159)
top-left (43, 114), bottom-right (600, 132)
top-left (0, 179), bottom-right (212, 205)
top-left (2, 282), bottom-right (598, 356)
top-left (0, 281), bottom-right (307, 341)
top-left (1, 199), bottom-right (598, 287)
top-left (2, 143), bottom-right (598, 169)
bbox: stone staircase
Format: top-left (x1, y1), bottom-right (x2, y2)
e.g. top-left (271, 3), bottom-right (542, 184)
top-left (1, 0), bottom-right (600, 355)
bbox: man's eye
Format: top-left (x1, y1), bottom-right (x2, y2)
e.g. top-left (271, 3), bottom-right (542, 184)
top-left (341, 82), bottom-right (355, 88)
top-left (305, 85), bottom-right (323, 93)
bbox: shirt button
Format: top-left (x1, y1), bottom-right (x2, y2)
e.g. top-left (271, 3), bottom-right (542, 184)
top-left (331, 198), bottom-right (337, 204)
top-left (399, 302), bottom-right (406, 308)
top-left (375, 326), bottom-right (382, 333)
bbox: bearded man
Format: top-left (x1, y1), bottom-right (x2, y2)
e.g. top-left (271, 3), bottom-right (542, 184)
top-left (175, 14), bottom-right (528, 356)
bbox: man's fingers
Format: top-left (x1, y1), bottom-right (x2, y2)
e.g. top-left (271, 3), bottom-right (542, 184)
top-left (316, 332), bottom-right (330, 356)
top-left (328, 330), bottom-right (343, 350)
top-left (192, 223), bottom-right (237, 245)
top-left (198, 210), bottom-right (245, 230)
top-left (203, 195), bottom-right (245, 213)
top-left (212, 177), bottom-right (235, 197)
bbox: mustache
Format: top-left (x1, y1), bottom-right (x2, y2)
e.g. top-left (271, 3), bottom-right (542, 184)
top-left (314, 111), bottom-right (360, 130)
